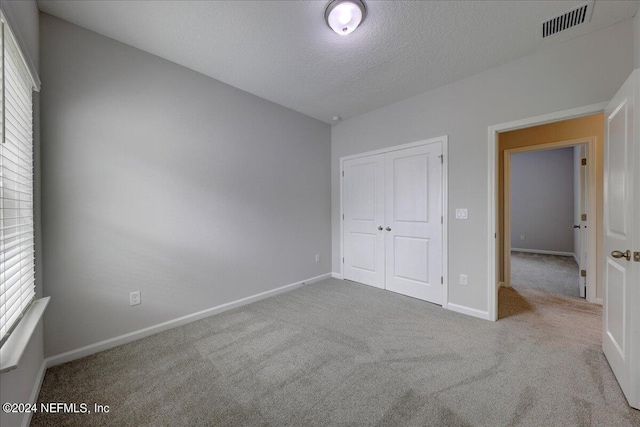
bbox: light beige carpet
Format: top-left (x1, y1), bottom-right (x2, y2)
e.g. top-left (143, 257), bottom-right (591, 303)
top-left (511, 251), bottom-right (580, 298)
top-left (31, 279), bottom-right (639, 426)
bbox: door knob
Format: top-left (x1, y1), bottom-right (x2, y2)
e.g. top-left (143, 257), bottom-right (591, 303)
top-left (378, 226), bottom-right (383, 231)
top-left (385, 227), bottom-right (392, 231)
top-left (611, 250), bottom-right (631, 261)
top-left (573, 225), bottom-right (580, 229)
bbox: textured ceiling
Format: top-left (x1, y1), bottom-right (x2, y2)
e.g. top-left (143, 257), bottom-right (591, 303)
top-left (37, 1), bottom-right (639, 124)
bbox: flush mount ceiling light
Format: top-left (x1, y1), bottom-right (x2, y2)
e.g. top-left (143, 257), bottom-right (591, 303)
top-left (325, 0), bottom-right (366, 36)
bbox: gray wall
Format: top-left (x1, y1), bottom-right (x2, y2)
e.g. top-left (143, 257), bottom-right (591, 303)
top-left (332, 18), bottom-right (635, 313)
top-left (40, 14), bottom-right (331, 357)
top-left (0, 1), bottom-right (42, 427)
top-left (510, 148), bottom-right (574, 253)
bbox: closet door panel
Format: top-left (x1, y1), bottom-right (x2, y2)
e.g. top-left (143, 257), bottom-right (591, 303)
top-left (384, 144), bottom-right (442, 304)
top-left (343, 154), bottom-right (385, 288)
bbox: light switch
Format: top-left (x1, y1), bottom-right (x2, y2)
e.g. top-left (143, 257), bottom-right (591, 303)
top-left (455, 209), bottom-right (468, 220)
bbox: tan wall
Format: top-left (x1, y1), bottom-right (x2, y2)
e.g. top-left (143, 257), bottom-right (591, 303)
top-left (498, 113), bottom-right (604, 300)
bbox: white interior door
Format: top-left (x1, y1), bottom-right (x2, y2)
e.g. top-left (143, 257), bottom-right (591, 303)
top-left (579, 144), bottom-right (588, 298)
top-left (343, 154), bottom-right (385, 289)
top-left (602, 70), bottom-right (639, 409)
top-left (384, 144), bottom-right (443, 304)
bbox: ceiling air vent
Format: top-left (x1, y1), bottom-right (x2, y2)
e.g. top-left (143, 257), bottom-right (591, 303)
top-left (542, 1), bottom-right (594, 38)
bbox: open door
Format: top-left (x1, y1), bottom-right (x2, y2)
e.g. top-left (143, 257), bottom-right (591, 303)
top-left (576, 144), bottom-right (588, 298)
top-left (602, 69), bottom-right (639, 409)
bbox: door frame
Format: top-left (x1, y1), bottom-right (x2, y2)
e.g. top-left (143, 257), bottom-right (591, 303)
top-left (339, 135), bottom-right (449, 308)
top-left (503, 137), bottom-right (597, 303)
top-left (487, 102), bottom-right (607, 321)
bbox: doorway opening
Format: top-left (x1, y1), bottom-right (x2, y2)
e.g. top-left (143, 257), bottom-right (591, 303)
top-left (504, 141), bottom-right (590, 300)
top-left (489, 109), bottom-right (604, 320)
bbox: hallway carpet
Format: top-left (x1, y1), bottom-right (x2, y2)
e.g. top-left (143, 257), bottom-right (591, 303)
top-left (510, 251), bottom-right (580, 298)
top-left (32, 279), bottom-right (639, 426)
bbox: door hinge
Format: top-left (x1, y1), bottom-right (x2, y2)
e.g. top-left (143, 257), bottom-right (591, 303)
top-left (342, 171), bottom-right (344, 177)
top-left (634, 252), bottom-right (640, 262)
top-left (441, 276), bottom-right (443, 284)
top-left (342, 257), bottom-right (344, 263)
top-left (581, 214), bottom-right (587, 221)
top-left (495, 233), bottom-right (497, 239)
top-left (438, 154), bottom-right (443, 164)
top-left (580, 269), bottom-right (587, 277)
top-left (581, 158), bottom-right (587, 166)
top-left (441, 216), bottom-right (443, 224)
top-left (342, 214), bottom-right (344, 220)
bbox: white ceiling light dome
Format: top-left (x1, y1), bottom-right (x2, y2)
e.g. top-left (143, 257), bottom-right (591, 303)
top-left (325, 0), bottom-right (366, 36)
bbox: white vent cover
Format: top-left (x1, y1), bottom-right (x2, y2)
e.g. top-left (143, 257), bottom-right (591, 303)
top-left (542, 1), bottom-right (594, 38)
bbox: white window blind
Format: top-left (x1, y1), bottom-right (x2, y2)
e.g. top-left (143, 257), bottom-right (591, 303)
top-left (0, 17), bottom-right (35, 344)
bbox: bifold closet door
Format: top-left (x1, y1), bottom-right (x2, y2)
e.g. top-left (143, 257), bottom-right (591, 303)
top-left (343, 154), bottom-right (385, 289)
top-left (384, 144), bottom-right (443, 304)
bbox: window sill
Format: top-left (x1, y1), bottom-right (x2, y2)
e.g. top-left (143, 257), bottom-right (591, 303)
top-left (0, 297), bottom-right (49, 373)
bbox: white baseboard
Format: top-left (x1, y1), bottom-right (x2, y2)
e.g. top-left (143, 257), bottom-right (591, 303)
top-left (447, 303), bottom-right (491, 320)
top-left (331, 272), bottom-right (343, 279)
top-left (498, 281), bottom-right (505, 289)
top-left (45, 272), bottom-right (332, 369)
top-left (573, 253), bottom-right (579, 264)
top-left (593, 297), bottom-right (603, 306)
top-left (511, 248), bottom-right (574, 257)
top-left (22, 359), bottom-right (46, 427)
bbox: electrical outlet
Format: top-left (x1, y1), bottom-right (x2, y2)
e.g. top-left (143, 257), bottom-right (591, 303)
top-left (315, 254), bottom-right (320, 263)
top-left (130, 291), bottom-right (141, 306)
top-left (520, 235), bottom-right (525, 241)
top-left (460, 274), bottom-right (468, 286)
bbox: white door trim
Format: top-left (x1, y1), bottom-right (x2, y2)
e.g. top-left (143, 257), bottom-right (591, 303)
top-left (340, 135), bottom-right (449, 308)
top-left (503, 137), bottom-right (597, 304)
top-left (487, 102), bottom-right (607, 321)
